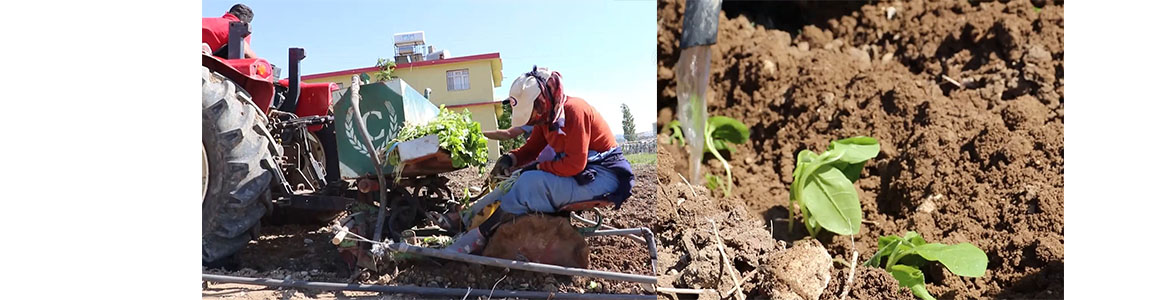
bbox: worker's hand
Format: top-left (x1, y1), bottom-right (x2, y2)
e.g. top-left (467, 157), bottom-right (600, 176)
top-left (483, 130), bottom-right (506, 140)
top-left (517, 163), bottom-right (539, 174)
top-left (490, 154), bottom-right (514, 177)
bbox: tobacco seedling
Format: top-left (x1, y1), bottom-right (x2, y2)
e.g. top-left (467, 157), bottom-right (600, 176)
top-left (390, 106), bottom-right (490, 169)
top-left (862, 231), bottom-right (988, 300)
top-left (788, 136), bottom-right (879, 236)
top-left (666, 120), bottom-right (685, 146)
top-left (667, 116), bottom-right (749, 197)
top-left (704, 116), bottom-right (749, 197)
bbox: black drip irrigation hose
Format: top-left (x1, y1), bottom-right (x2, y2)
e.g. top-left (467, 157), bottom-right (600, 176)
top-left (202, 274), bottom-right (656, 300)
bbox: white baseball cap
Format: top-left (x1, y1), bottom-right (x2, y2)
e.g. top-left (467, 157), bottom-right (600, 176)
top-left (508, 67), bottom-right (551, 126)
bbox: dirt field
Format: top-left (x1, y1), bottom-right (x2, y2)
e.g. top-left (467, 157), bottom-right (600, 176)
top-left (658, 0), bottom-right (1063, 299)
top-left (203, 163), bottom-right (658, 299)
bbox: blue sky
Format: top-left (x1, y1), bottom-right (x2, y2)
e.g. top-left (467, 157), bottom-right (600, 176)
top-left (202, 0), bottom-right (657, 134)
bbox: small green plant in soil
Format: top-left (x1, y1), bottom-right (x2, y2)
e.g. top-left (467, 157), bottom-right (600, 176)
top-left (863, 231), bottom-right (989, 300)
top-left (788, 136), bottom-right (879, 236)
top-left (389, 106), bottom-right (489, 170)
top-left (667, 116), bottom-right (749, 197)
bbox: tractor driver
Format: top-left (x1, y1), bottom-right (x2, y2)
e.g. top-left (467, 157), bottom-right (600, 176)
top-left (202, 4), bottom-right (258, 59)
top-left (443, 66), bottom-right (636, 254)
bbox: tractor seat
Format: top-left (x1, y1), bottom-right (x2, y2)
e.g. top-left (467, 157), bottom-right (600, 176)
top-left (557, 199), bottom-right (614, 212)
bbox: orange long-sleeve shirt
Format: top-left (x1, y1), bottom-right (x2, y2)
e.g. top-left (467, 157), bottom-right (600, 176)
top-left (509, 97), bottom-right (617, 177)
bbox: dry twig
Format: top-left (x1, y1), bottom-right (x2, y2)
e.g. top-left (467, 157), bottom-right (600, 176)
top-left (723, 269), bottom-right (758, 298)
top-left (941, 75), bottom-right (963, 88)
top-left (657, 287), bottom-right (717, 294)
top-left (677, 173), bottom-right (698, 198)
top-left (839, 235), bottom-right (860, 300)
top-left (487, 273), bottom-right (507, 299)
top-left (709, 219), bottom-right (746, 300)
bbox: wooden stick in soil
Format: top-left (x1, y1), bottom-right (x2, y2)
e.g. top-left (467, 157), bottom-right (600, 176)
top-left (709, 219), bottom-right (746, 300)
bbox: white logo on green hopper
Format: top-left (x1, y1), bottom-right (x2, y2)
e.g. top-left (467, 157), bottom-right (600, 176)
top-left (344, 101), bottom-right (399, 156)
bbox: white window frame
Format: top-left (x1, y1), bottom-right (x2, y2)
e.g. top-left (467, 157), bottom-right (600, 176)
top-left (447, 69), bottom-right (470, 91)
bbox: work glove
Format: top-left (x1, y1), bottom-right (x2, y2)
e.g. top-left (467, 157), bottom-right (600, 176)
top-left (516, 163), bottom-right (539, 174)
top-left (490, 154), bottom-right (514, 177)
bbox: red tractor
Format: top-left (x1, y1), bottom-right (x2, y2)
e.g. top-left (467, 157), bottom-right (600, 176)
top-left (201, 21), bottom-right (340, 265)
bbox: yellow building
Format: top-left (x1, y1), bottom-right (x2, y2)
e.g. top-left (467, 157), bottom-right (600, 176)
top-left (303, 53), bottom-right (505, 158)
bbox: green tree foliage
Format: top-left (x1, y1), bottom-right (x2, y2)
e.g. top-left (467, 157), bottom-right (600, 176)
top-left (374, 58), bottom-right (397, 82)
top-left (497, 103), bottom-right (523, 155)
top-left (621, 103), bottom-right (637, 142)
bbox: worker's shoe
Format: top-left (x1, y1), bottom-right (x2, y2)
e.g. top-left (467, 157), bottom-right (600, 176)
top-left (427, 209), bottom-right (463, 232)
top-left (444, 227), bottom-right (485, 254)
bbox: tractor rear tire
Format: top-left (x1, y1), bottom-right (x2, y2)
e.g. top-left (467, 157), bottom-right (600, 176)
top-left (202, 66), bottom-right (275, 264)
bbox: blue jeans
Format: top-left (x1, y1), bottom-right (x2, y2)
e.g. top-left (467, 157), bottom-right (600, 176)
top-left (463, 149), bottom-right (621, 225)
top-left (498, 164), bottom-right (619, 215)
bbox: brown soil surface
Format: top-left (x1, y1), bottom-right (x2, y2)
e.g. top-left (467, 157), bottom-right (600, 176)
top-left (656, 148), bottom-right (900, 300)
top-left (204, 164), bottom-right (658, 299)
top-left (659, 0), bottom-right (1063, 299)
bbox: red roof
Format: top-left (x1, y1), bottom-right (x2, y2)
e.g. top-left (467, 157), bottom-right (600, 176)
top-left (303, 52), bottom-right (501, 80)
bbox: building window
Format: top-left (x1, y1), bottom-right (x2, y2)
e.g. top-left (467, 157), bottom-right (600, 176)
top-left (447, 69), bottom-right (470, 91)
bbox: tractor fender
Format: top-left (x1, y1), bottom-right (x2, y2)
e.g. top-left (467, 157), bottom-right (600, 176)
top-left (202, 54), bottom-right (275, 113)
top-left (278, 79), bottom-right (338, 132)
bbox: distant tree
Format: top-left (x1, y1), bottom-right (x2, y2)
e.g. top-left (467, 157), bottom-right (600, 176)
top-left (621, 103), bottom-right (637, 142)
top-left (498, 104), bottom-right (523, 154)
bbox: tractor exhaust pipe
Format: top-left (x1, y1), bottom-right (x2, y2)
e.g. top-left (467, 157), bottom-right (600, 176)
top-left (281, 48), bottom-right (306, 112)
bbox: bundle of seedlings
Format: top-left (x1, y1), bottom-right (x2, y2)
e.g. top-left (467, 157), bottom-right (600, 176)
top-left (387, 106), bottom-right (490, 169)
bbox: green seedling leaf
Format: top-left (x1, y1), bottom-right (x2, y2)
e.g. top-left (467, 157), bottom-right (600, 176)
top-left (863, 235), bottom-right (905, 267)
top-left (668, 116), bottom-right (749, 154)
top-left (897, 254), bottom-right (930, 269)
top-left (705, 173), bottom-right (723, 193)
top-left (392, 107), bottom-right (489, 169)
top-left (797, 149), bottom-right (816, 164)
top-left (667, 120), bottom-right (685, 146)
top-left (828, 136), bottom-right (880, 164)
top-left (788, 137), bottom-right (878, 235)
top-left (710, 139), bottom-right (738, 153)
top-left (904, 231), bottom-right (927, 246)
top-left (889, 264), bottom-right (935, 300)
top-left (703, 116), bottom-right (749, 154)
top-left (867, 231), bottom-right (989, 300)
top-left (913, 243), bottom-right (989, 277)
top-left (828, 160), bottom-right (865, 182)
top-left (799, 165), bottom-right (863, 235)
top-left (707, 116), bottom-right (749, 144)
